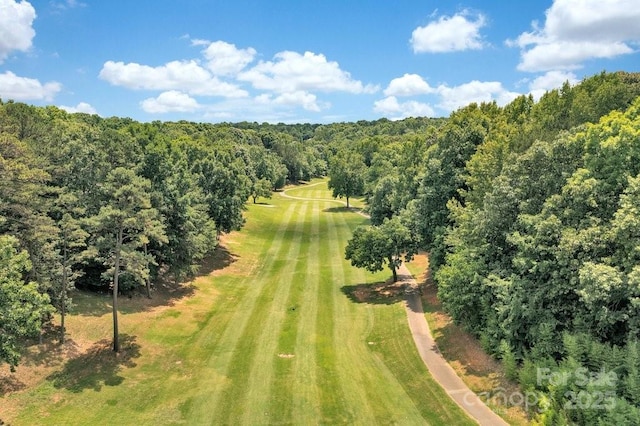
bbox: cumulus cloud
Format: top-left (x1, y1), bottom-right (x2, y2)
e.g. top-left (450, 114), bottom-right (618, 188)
top-left (436, 80), bottom-right (519, 111)
top-left (200, 40), bottom-right (256, 76)
top-left (375, 75), bottom-right (522, 118)
top-left (411, 10), bottom-right (487, 53)
top-left (373, 96), bottom-right (435, 119)
top-left (274, 92), bottom-right (324, 112)
top-left (140, 90), bottom-right (200, 113)
top-left (0, 0), bottom-right (36, 63)
top-left (0, 71), bottom-right (61, 101)
top-left (238, 51), bottom-right (378, 94)
top-left (384, 73), bottom-right (435, 97)
top-left (256, 91), bottom-right (325, 112)
top-left (527, 70), bottom-right (578, 99)
top-left (102, 41), bottom-right (375, 118)
top-left (99, 60), bottom-right (248, 97)
top-left (509, 0), bottom-right (640, 72)
top-left (59, 101), bottom-right (97, 114)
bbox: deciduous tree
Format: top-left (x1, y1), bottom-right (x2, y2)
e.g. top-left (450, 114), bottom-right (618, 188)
top-left (345, 217), bottom-right (416, 282)
top-left (0, 235), bottom-right (53, 369)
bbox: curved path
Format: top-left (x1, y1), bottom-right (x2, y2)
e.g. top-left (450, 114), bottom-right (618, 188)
top-left (397, 265), bottom-right (508, 425)
top-left (281, 183), bottom-right (508, 426)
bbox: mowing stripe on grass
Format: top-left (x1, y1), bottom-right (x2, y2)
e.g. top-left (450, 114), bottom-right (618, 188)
top-left (289, 200), bottom-right (322, 422)
top-left (264, 200), bottom-right (318, 421)
top-left (332, 204), bottom-right (430, 424)
top-left (314, 201), bottom-right (351, 424)
top-left (238, 202), bottom-right (310, 424)
top-left (217, 202), bottom-right (307, 423)
top-left (324, 207), bottom-right (377, 424)
top-left (186, 203), bottom-right (298, 423)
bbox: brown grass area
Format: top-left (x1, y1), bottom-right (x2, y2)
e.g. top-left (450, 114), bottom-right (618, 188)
top-left (413, 254), bottom-right (530, 425)
top-left (0, 241), bottom-right (237, 411)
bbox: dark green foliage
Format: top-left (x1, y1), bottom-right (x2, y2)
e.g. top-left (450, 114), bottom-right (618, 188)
top-left (0, 235), bottom-right (54, 369)
top-left (328, 150), bottom-right (366, 208)
top-left (345, 216), bottom-right (417, 282)
top-left (89, 167), bottom-right (167, 352)
top-left (348, 71), bottom-right (640, 423)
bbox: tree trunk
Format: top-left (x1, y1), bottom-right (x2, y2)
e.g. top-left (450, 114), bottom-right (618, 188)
top-left (113, 227), bottom-right (122, 353)
top-left (346, 196), bottom-right (350, 209)
top-left (144, 243), bottom-right (152, 299)
top-left (60, 243), bottom-right (67, 344)
top-left (253, 195), bottom-right (257, 203)
top-left (389, 256), bottom-right (397, 282)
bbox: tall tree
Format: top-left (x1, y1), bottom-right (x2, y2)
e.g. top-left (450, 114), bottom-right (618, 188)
top-left (51, 192), bottom-right (88, 343)
top-left (90, 168), bottom-right (166, 352)
top-left (140, 139), bottom-right (217, 284)
top-left (328, 150), bottom-right (366, 208)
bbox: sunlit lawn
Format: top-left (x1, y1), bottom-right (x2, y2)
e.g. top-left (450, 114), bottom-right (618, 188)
top-left (2, 179), bottom-right (473, 425)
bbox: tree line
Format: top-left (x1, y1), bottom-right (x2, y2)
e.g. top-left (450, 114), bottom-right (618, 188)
top-left (336, 71), bottom-right (640, 424)
top-left (4, 70), bottom-right (640, 423)
top-left (0, 102), bottom-right (437, 364)
top-left (0, 106), bottom-right (331, 359)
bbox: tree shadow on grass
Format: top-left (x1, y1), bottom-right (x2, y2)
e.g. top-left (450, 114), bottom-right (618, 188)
top-left (323, 206), bottom-right (350, 213)
top-left (198, 244), bottom-right (238, 276)
top-left (341, 279), bottom-right (408, 305)
top-left (0, 373), bottom-right (26, 397)
top-left (46, 334), bottom-right (140, 393)
top-left (74, 244), bottom-right (239, 317)
top-left (21, 330), bottom-right (83, 369)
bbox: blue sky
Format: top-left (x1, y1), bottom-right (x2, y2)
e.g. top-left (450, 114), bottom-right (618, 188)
top-left (1, 0), bottom-right (639, 123)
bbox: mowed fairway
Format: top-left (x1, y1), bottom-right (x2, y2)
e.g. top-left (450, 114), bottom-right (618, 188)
top-left (3, 179), bottom-right (473, 425)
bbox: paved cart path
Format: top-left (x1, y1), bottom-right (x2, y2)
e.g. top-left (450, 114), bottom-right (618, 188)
top-left (398, 265), bottom-right (508, 426)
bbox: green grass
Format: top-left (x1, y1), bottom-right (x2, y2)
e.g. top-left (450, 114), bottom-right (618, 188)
top-left (3, 178), bottom-right (473, 425)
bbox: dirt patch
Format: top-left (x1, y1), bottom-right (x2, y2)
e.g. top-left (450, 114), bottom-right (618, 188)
top-left (277, 353), bottom-right (295, 359)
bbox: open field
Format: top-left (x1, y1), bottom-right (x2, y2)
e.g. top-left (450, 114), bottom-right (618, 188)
top-left (1, 179), bottom-right (474, 425)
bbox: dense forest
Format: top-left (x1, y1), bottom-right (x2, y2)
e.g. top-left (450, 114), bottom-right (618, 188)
top-left (341, 71), bottom-right (640, 424)
top-left (2, 70), bottom-right (640, 423)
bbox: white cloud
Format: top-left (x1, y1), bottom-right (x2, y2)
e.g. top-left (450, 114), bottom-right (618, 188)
top-left (101, 43), bottom-right (375, 118)
top-left (0, 0), bottom-right (36, 63)
top-left (510, 0), bottom-right (640, 72)
top-left (411, 10), bottom-right (487, 53)
top-left (518, 41), bottom-right (632, 72)
top-left (0, 71), bottom-right (61, 101)
top-left (436, 80), bottom-right (519, 111)
top-left (99, 60), bottom-right (248, 97)
top-left (528, 70), bottom-right (578, 99)
top-left (258, 91), bottom-right (326, 112)
top-left (377, 74), bottom-right (522, 117)
top-left (384, 73), bottom-right (435, 97)
top-left (275, 92), bottom-right (323, 112)
top-left (59, 101), bottom-right (97, 114)
top-left (200, 40), bottom-right (256, 76)
top-left (373, 96), bottom-right (435, 119)
top-left (198, 97), bottom-right (311, 123)
top-left (239, 50), bottom-right (378, 94)
top-left (141, 90), bottom-right (200, 113)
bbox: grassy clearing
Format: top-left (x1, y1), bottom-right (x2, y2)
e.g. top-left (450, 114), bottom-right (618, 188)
top-left (1, 179), bottom-right (473, 425)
